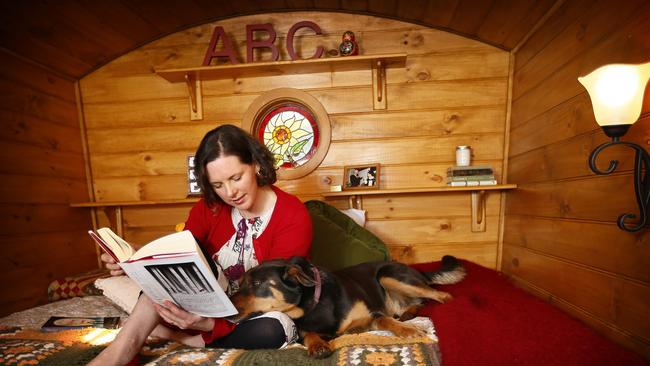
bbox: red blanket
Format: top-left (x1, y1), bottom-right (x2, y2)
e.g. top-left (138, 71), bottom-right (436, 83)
top-left (413, 260), bottom-right (646, 366)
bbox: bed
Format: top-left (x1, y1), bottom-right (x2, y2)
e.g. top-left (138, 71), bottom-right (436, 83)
top-left (1, 259), bottom-right (647, 366)
top-left (1, 202), bottom-right (645, 366)
top-left (0, 292), bottom-right (440, 366)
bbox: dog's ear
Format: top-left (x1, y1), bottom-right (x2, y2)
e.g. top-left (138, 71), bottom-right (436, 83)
top-left (283, 264), bottom-right (316, 288)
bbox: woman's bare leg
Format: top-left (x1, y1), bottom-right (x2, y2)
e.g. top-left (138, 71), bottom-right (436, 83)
top-left (88, 295), bottom-right (161, 366)
top-left (150, 325), bottom-right (205, 347)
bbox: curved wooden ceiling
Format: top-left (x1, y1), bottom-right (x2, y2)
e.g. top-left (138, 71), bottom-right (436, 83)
top-left (0, 0), bottom-right (558, 79)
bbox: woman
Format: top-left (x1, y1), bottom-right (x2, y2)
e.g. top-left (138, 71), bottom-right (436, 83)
top-left (90, 125), bottom-right (312, 366)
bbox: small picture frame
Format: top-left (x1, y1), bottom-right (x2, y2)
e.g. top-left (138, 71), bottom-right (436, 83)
top-left (343, 164), bottom-right (380, 190)
top-left (187, 155), bottom-right (201, 196)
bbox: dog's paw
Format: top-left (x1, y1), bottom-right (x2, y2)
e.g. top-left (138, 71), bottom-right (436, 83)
top-left (435, 291), bottom-right (453, 303)
top-left (391, 323), bottom-right (426, 338)
top-left (308, 343), bottom-right (334, 359)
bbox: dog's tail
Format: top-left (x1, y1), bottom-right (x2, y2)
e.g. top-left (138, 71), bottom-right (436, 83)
top-left (422, 255), bottom-right (466, 285)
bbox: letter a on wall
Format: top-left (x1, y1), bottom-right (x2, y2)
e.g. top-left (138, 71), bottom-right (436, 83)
top-left (203, 26), bottom-right (239, 65)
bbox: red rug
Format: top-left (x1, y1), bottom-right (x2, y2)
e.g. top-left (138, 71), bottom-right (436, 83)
top-left (413, 260), bottom-right (648, 366)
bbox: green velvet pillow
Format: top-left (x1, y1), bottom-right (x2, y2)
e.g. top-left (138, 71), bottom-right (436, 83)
top-left (305, 200), bottom-right (390, 271)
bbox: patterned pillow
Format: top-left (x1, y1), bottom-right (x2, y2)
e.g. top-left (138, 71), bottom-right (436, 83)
top-left (47, 269), bottom-right (111, 302)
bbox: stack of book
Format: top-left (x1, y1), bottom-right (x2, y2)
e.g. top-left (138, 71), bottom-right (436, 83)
top-left (447, 165), bottom-right (497, 186)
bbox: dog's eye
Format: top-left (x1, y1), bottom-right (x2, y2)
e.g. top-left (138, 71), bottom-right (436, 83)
top-left (252, 280), bottom-right (262, 287)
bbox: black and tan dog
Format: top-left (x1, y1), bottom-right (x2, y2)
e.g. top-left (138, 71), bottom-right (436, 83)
top-left (229, 255), bottom-right (465, 358)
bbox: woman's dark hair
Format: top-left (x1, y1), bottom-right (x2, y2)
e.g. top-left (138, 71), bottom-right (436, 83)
top-left (194, 124), bottom-right (276, 207)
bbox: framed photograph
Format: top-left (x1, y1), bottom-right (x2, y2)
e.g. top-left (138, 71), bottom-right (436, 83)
top-left (187, 155), bottom-right (201, 196)
top-left (343, 164), bottom-right (380, 190)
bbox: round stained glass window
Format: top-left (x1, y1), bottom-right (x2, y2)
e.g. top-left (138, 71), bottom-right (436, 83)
top-left (243, 88), bottom-right (331, 180)
top-left (259, 104), bottom-right (319, 169)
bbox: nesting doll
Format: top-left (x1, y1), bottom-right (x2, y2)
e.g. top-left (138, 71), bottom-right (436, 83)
top-left (338, 31), bottom-right (358, 56)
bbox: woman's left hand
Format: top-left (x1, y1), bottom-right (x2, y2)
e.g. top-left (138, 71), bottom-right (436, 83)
top-left (154, 301), bottom-right (215, 332)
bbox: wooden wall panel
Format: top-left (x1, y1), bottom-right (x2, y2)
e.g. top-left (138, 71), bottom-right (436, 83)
top-left (0, 51), bottom-right (94, 316)
top-left (511, 2), bottom-right (650, 127)
top-left (506, 0), bottom-right (650, 359)
top-left (502, 246), bottom-right (650, 346)
top-left (504, 216), bottom-right (650, 283)
top-left (79, 14), bottom-right (510, 271)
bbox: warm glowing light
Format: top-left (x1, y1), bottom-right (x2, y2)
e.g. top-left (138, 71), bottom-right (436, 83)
top-left (81, 328), bottom-right (119, 345)
top-left (578, 62), bottom-right (650, 126)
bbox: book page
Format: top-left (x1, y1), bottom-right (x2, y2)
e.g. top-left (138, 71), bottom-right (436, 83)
top-left (88, 231), bottom-right (120, 262)
top-left (130, 230), bottom-right (197, 261)
top-left (120, 253), bottom-right (237, 318)
top-left (96, 227), bottom-right (136, 262)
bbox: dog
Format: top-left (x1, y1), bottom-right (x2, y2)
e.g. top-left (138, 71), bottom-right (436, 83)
top-left (228, 255), bottom-right (465, 358)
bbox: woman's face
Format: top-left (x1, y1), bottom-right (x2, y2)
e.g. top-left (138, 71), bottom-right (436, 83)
top-left (206, 155), bottom-right (260, 212)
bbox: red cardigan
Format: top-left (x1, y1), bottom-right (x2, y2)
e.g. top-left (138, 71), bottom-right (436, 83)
top-left (184, 185), bottom-right (312, 344)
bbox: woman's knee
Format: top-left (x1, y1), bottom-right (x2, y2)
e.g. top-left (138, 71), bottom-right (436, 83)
top-left (258, 311), bottom-right (298, 345)
top-left (207, 315), bottom-right (290, 349)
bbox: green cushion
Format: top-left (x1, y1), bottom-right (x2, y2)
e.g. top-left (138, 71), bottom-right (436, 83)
top-left (305, 200), bottom-right (390, 271)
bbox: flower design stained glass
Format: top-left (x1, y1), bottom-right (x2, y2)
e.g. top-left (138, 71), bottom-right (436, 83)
top-left (258, 104), bottom-right (320, 169)
top-left (243, 87), bottom-right (331, 180)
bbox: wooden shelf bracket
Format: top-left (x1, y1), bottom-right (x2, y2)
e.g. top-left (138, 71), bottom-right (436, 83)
top-left (372, 59), bottom-right (387, 110)
top-left (470, 190), bottom-right (487, 232)
top-left (184, 73), bottom-right (203, 120)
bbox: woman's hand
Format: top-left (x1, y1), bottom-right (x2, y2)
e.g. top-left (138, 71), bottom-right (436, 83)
top-left (100, 253), bottom-right (124, 276)
top-left (154, 300), bottom-right (215, 332)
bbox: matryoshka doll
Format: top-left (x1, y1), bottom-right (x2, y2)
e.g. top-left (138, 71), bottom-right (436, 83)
top-left (339, 31), bottom-right (358, 56)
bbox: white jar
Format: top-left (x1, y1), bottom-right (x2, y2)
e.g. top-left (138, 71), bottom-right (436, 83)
top-left (456, 146), bottom-right (471, 166)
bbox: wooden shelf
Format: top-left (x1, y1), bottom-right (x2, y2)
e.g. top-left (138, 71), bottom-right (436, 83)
top-left (322, 184), bottom-right (517, 233)
top-left (322, 184), bottom-right (517, 198)
top-left (70, 198), bottom-right (199, 208)
top-left (72, 183), bottom-right (515, 234)
top-left (71, 198), bottom-right (200, 237)
top-left (155, 53), bottom-right (407, 119)
top-left (155, 53), bottom-right (407, 82)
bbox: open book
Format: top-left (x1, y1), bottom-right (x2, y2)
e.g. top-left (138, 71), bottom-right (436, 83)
top-left (88, 228), bottom-right (237, 318)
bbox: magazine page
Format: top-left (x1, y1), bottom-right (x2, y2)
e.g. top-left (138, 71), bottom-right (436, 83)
top-left (120, 253), bottom-right (237, 318)
top-left (41, 316), bottom-right (121, 332)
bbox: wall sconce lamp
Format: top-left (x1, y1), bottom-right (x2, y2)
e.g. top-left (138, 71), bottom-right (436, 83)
top-left (578, 62), bottom-right (650, 232)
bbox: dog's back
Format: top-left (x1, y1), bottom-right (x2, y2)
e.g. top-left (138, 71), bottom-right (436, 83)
top-left (288, 256), bottom-right (465, 337)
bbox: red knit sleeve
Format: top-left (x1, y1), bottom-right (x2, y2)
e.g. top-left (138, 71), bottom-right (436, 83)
top-left (184, 199), bottom-right (210, 244)
top-left (200, 318), bottom-right (237, 345)
top-left (266, 195), bottom-right (313, 260)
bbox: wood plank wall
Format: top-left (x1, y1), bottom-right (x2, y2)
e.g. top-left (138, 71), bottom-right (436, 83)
top-left (504, 0), bottom-right (650, 358)
top-left (0, 50), bottom-right (95, 316)
top-left (79, 12), bottom-right (510, 268)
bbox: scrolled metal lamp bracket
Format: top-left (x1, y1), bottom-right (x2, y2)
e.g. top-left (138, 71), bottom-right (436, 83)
top-left (589, 137), bottom-right (650, 232)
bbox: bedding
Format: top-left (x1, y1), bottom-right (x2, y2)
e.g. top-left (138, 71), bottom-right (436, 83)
top-left (0, 296), bottom-right (126, 330)
top-left (0, 316), bottom-right (440, 366)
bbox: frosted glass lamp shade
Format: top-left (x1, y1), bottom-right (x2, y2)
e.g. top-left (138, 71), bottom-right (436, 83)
top-left (578, 62), bottom-right (650, 129)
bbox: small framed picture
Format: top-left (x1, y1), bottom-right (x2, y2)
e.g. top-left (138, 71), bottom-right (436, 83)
top-left (343, 164), bottom-right (380, 190)
top-left (187, 155), bottom-right (201, 196)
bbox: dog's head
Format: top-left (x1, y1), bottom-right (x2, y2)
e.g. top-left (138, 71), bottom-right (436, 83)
top-left (228, 256), bottom-right (318, 322)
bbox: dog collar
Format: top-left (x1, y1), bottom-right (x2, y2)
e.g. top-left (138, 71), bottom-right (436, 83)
top-left (312, 266), bottom-right (321, 305)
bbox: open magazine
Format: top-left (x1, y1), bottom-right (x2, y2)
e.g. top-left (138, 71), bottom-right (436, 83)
top-left (41, 316), bottom-right (121, 332)
top-left (88, 228), bottom-right (237, 318)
